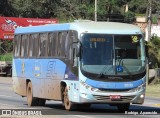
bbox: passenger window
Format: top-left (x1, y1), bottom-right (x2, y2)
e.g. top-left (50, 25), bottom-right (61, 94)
top-left (66, 31), bottom-right (73, 61)
top-left (39, 33), bottom-right (48, 57)
top-left (32, 34), bottom-right (39, 57)
top-left (14, 35), bottom-right (18, 57)
top-left (21, 35), bottom-right (28, 57)
top-left (28, 35), bottom-right (33, 57)
top-left (16, 35), bottom-right (21, 57)
top-left (61, 32), bottom-right (68, 57)
top-left (48, 32), bottom-right (58, 57)
top-left (25, 35), bottom-right (29, 58)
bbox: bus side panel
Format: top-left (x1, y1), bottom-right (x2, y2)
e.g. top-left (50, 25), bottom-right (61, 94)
top-left (44, 80), bottom-right (61, 100)
top-left (13, 58), bottom-right (67, 100)
top-left (24, 59), bottom-right (46, 98)
top-left (12, 58), bottom-right (27, 97)
top-left (44, 60), bottom-right (66, 100)
top-left (24, 59), bottom-right (66, 100)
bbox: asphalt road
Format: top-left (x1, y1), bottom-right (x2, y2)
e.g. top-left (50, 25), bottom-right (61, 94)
top-left (0, 77), bottom-right (160, 118)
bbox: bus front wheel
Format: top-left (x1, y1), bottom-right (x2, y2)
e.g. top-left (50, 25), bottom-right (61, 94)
top-left (27, 82), bottom-right (38, 106)
top-left (63, 86), bottom-right (75, 110)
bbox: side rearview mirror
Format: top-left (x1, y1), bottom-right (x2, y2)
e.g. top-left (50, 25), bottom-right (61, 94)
top-left (76, 43), bottom-right (81, 57)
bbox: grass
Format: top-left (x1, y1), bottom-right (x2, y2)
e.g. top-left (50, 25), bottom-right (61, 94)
top-left (146, 84), bottom-right (160, 98)
top-left (135, 13), bottom-right (145, 17)
top-left (0, 53), bottom-right (12, 61)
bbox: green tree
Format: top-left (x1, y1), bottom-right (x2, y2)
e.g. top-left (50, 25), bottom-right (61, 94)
top-left (0, 0), bottom-right (16, 16)
top-left (129, 0), bottom-right (148, 14)
top-left (129, 0), bottom-right (160, 15)
top-left (11, 0), bottom-right (58, 18)
top-left (148, 36), bottom-right (160, 68)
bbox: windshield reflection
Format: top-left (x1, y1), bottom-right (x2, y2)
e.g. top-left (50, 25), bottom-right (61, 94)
top-left (81, 34), bottom-right (146, 77)
top-left (82, 34), bottom-right (113, 65)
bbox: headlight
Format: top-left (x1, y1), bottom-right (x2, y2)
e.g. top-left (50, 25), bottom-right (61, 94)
top-left (80, 80), bottom-right (98, 92)
top-left (129, 83), bottom-right (146, 92)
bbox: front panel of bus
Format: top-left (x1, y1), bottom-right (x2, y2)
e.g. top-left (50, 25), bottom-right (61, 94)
top-left (78, 33), bottom-right (146, 104)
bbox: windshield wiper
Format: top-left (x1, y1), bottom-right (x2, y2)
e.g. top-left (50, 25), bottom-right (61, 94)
top-left (115, 58), bottom-right (134, 79)
top-left (97, 62), bottom-right (113, 79)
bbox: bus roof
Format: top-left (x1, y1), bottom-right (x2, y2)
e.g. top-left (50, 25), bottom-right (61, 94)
top-left (15, 21), bottom-right (142, 35)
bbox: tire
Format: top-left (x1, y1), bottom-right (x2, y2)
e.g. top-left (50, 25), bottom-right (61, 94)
top-left (77, 104), bottom-right (91, 109)
top-left (27, 82), bottom-right (38, 106)
top-left (63, 86), bottom-right (76, 110)
top-left (37, 98), bottom-right (46, 106)
top-left (83, 104), bottom-right (91, 108)
top-left (117, 103), bottom-right (130, 112)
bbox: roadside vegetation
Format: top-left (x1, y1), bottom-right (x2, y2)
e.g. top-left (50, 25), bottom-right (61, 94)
top-left (0, 53), bottom-right (12, 61)
top-left (146, 36), bottom-right (160, 97)
top-left (0, 0), bottom-right (160, 97)
top-left (147, 36), bottom-right (160, 85)
top-left (0, 0), bottom-right (160, 23)
top-left (146, 84), bottom-right (160, 98)
top-left (148, 36), bottom-right (160, 68)
top-left (0, 40), bottom-right (13, 61)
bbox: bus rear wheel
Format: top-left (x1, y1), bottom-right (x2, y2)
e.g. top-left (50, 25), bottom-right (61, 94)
top-left (27, 82), bottom-right (38, 106)
top-left (63, 87), bottom-right (75, 110)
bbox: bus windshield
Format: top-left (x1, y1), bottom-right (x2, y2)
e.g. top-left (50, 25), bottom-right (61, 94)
top-left (81, 34), bottom-right (146, 77)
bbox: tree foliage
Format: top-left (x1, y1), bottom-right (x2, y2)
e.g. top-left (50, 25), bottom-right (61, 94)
top-left (1, 0), bottom-right (160, 22)
top-left (148, 36), bottom-right (160, 68)
top-left (1, 0), bottom-right (160, 68)
top-left (0, 0), bottom-right (17, 16)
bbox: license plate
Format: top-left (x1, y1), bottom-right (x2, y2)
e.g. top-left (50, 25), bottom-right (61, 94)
top-left (110, 95), bottom-right (121, 100)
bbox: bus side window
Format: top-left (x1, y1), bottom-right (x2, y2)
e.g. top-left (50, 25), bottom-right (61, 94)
top-left (61, 32), bottom-right (68, 57)
top-left (67, 31), bottom-right (73, 64)
top-left (28, 35), bottom-right (33, 57)
top-left (14, 35), bottom-right (18, 57)
top-left (16, 35), bottom-right (21, 57)
top-left (65, 31), bottom-right (72, 59)
top-left (48, 32), bottom-right (58, 57)
top-left (73, 45), bottom-right (78, 67)
top-left (69, 31), bottom-right (78, 66)
top-left (25, 35), bottom-right (29, 58)
top-left (39, 33), bottom-right (48, 57)
top-left (57, 32), bottom-right (68, 57)
top-left (22, 35), bottom-right (28, 58)
top-left (32, 34), bottom-right (39, 57)
top-left (21, 35), bottom-right (25, 57)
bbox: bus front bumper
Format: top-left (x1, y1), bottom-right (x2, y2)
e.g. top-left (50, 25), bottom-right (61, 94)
top-left (79, 89), bottom-right (145, 104)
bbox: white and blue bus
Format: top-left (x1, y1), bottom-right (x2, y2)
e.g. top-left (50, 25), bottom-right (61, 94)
top-left (13, 21), bottom-right (147, 111)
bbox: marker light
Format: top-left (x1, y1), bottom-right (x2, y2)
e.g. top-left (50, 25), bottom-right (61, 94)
top-left (140, 94), bottom-right (144, 98)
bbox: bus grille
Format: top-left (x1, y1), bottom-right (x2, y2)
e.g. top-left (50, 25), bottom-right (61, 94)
top-left (97, 89), bottom-right (131, 92)
top-left (93, 95), bottom-right (136, 101)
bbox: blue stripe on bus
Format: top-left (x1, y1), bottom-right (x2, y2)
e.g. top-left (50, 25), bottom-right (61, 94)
top-left (85, 78), bottom-right (143, 90)
top-left (12, 59), bottom-right (67, 79)
top-left (12, 58), bottom-right (79, 81)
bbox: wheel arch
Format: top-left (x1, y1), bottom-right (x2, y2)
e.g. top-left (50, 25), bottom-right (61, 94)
top-left (26, 79), bottom-right (32, 95)
top-left (60, 81), bottom-right (67, 102)
top-left (26, 79), bottom-right (31, 85)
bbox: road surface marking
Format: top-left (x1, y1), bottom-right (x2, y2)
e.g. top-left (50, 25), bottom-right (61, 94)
top-left (0, 86), bottom-right (12, 90)
top-left (0, 94), bottom-right (20, 98)
top-left (73, 115), bottom-right (94, 118)
top-left (153, 104), bottom-right (160, 107)
top-left (0, 103), bottom-right (20, 107)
